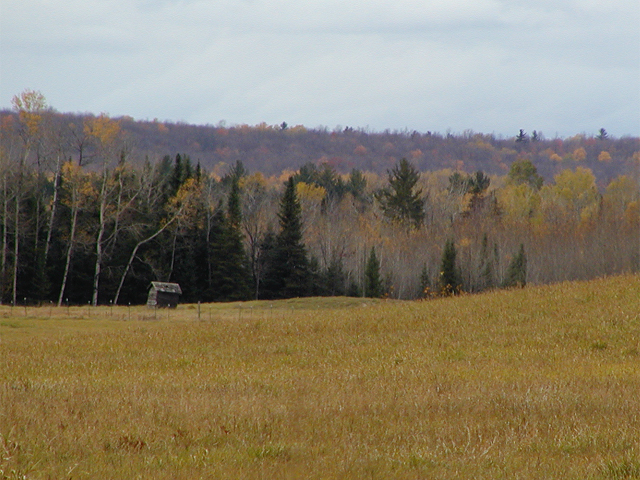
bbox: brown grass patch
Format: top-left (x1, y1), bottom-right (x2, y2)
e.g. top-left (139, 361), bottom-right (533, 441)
top-left (1, 275), bottom-right (639, 478)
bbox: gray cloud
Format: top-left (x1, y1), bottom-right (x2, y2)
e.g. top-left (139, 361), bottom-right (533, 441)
top-left (1, 0), bottom-right (638, 136)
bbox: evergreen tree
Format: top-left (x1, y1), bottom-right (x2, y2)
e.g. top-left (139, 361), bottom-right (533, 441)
top-left (376, 158), bottom-right (425, 228)
top-left (597, 128), bottom-right (608, 140)
top-left (419, 263), bottom-right (431, 298)
top-left (221, 177), bottom-right (252, 300)
top-left (364, 247), bottom-right (383, 298)
top-left (515, 129), bottom-right (528, 143)
top-left (222, 160), bottom-right (248, 186)
top-left (320, 255), bottom-right (347, 296)
top-left (440, 238), bottom-right (461, 295)
top-left (477, 233), bottom-right (494, 291)
top-left (503, 244), bottom-right (527, 288)
top-left (254, 229), bottom-right (277, 299)
top-left (507, 159), bottom-right (543, 190)
top-left (261, 177), bottom-right (310, 299)
top-left (170, 154), bottom-right (184, 196)
top-left (347, 168), bottom-right (367, 199)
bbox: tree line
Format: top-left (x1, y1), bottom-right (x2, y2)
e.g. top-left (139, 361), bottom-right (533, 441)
top-left (0, 91), bottom-right (638, 305)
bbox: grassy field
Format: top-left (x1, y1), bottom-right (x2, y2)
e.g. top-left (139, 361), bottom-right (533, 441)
top-left (1, 275), bottom-right (639, 479)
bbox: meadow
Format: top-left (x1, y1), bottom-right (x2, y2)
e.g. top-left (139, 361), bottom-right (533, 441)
top-left (1, 275), bottom-right (639, 479)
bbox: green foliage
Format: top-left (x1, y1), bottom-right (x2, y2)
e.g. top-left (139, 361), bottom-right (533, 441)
top-left (419, 263), bottom-right (431, 298)
top-left (448, 171), bottom-right (490, 196)
top-left (376, 158), bottom-right (425, 227)
top-left (261, 177), bottom-right (311, 299)
top-left (222, 160), bottom-right (248, 186)
top-left (292, 162), bottom-right (345, 201)
top-left (503, 244), bottom-right (527, 288)
top-left (597, 128), bottom-right (609, 140)
top-left (477, 233), bottom-right (495, 291)
top-left (347, 168), bottom-right (367, 199)
top-left (169, 153), bottom-right (194, 196)
top-left (507, 159), bottom-right (544, 190)
top-left (364, 247), bottom-right (383, 298)
top-left (440, 239), bottom-right (461, 295)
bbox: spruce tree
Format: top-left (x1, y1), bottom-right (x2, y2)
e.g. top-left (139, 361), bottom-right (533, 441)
top-left (262, 177), bottom-right (310, 299)
top-left (503, 244), bottom-right (527, 288)
top-left (375, 158), bottom-right (425, 228)
top-left (419, 263), bottom-right (431, 298)
top-left (222, 177), bottom-right (252, 300)
top-left (477, 233), bottom-right (494, 291)
top-left (364, 247), bottom-right (383, 298)
top-left (440, 238), bottom-right (461, 295)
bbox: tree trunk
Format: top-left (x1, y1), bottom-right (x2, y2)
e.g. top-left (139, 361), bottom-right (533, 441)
top-left (12, 192), bottom-right (19, 306)
top-left (0, 177), bottom-right (8, 305)
top-left (92, 171), bottom-right (108, 306)
top-left (57, 202), bottom-right (78, 306)
top-left (44, 153), bottom-right (62, 265)
top-left (113, 215), bottom-right (178, 305)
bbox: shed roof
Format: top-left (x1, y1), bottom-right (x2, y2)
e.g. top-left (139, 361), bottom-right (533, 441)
top-left (150, 282), bottom-right (182, 294)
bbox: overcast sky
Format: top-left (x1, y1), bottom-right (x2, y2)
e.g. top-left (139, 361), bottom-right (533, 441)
top-left (1, 0), bottom-right (639, 138)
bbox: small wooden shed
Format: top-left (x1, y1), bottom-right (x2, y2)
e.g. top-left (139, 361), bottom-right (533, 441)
top-left (147, 282), bottom-right (182, 308)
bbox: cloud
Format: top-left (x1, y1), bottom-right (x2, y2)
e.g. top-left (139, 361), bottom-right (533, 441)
top-left (1, 0), bottom-right (638, 136)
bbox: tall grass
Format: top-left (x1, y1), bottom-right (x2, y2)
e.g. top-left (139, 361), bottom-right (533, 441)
top-left (1, 274), bottom-right (639, 479)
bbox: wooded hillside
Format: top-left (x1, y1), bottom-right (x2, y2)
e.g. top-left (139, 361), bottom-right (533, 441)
top-left (1, 90), bottom-right (638, 305)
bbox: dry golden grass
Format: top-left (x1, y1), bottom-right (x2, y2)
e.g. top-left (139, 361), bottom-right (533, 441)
top-left (1, 275), bottom-right (639, 479)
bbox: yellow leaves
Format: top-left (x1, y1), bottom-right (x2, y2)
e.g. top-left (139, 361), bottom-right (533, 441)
top-left (296, 181), bottom-right (326, 203)
top-left (623, 201), bottom-right (639, 227)
top-left (540, 167), bottom-right (599, 228)
top-left (84, 114), bottom-right (121, 145)
top-left (408, 149), bottom-right (423, 159)
top-left (458, 237), bottom-right (472, 249)
top-left (240, 172), bottom-right (267, 191)
top-left (167, 178), bottom-right (204, 227)
top-left (12, 89), bottom-right (47, 137)
top-left (550, 153), bottom-right (563, 162)
top-left (61, 160), bottom-right (96, 207)
top-left (573, 147), bottom-right (587, 162)
top-left (496, 183), bottom-right (540, 224)
top-left (603, 175), bottom-right (640, 221)
top-left (296, 182), bottom-right (326, 222)
top-left (354, 145), bottom-right (368, 155)
top-left (597, 151), bottom-right (612, 163)
top-left (552, 167), bottom-right (597, 201)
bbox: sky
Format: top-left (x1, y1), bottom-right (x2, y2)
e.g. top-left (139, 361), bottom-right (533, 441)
top-left (1, 0), bottom-right (639, 138)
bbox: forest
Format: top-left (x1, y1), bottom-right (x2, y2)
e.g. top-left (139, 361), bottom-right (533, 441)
top-left (0, 90), bottom-right (638, 305)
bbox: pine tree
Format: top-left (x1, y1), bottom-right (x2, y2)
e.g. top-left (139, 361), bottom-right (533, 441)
top-left (503, 244), bottom-right (527, 288)
top-left (376, 158), bottom-right (425, 228)
top-left (364, 247), bottom-right (383, 298)
top-left (261, 177), bottom-right (310, 299)
top-left (440, 238), bottom-right (461, 295)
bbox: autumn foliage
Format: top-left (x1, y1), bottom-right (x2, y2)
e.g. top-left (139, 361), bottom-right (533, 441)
top-left (0, 91), bottom-right (638, 304)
